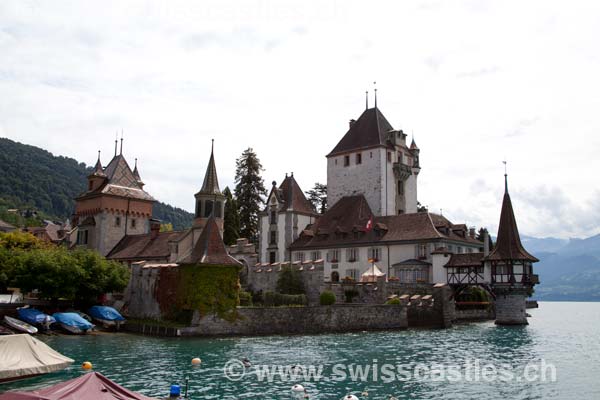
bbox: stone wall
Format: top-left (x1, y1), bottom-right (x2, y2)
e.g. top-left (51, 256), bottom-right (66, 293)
top-left (181, 304), bottom-right (408, 336)
top-left (494, 292), bottom-right (528, 325)
top-left (454, 308), bottom-right (495, 321)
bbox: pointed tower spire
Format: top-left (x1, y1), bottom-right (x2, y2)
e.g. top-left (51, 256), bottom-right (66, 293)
top-left (373, 81), bottom-right (377, 108)
top-left (485, 173), bottom-right (538, 262)
top-left (200, 139), bottom-right (221, 194)
top-left (114, 133), bottom-right (118, 157)
top-left (365, 90), bottom-right (369, 110)
top-left (133, 158), bottom-right (142, 182)
top-left (119, 131), bottom-right (123, 155)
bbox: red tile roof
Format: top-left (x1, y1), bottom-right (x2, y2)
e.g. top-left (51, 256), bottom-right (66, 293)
top-left (290, 195), bottom-right (483, 249)
top-left (107, 230), bottom-right (183, 261)
top-left (179, 217), bottom-right (241, 266)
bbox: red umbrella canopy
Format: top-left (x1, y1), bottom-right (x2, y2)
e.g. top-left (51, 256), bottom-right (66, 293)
top-left (0, 372), bottom-right (157, 400)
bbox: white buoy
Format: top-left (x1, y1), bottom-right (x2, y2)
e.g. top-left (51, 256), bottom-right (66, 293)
top-left (292, 384), bottom-right (305, 393)
top-left (343, 396), bottom-right (359, 400)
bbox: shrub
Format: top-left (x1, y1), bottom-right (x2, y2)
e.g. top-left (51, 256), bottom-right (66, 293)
top-left (239, 291), bottom-right (253, 306)
top-left (263, 291), bottom-right (307, 307)
top-left (276, 266), bottom-right (305, 295)
top-left (320, 290), bottom-right (336, 305)
top-left (386, 298), bottom-right (401, 305)
top-left (344, 289), bottom-right (359, 303)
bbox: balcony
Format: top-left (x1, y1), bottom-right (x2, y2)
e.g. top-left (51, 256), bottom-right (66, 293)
top-left (393, 163), bottom-right (412, 180)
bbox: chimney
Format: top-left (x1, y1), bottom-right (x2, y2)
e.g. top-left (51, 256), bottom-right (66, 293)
top-left (349, 119), bottom-right (356, 128)
top-left (150, 220), bottom-right (160, 239)
top-left (483, 230), bottom-right (490, 256)
top-left (469, 227), bottom-right (476, 239)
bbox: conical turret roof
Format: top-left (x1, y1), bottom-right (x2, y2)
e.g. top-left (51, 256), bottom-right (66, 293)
top-left (198, 142), bottom-right (221, 195)
top-left (89, 151), bottom-right (106, 177)
top-left (179, 217), bottom-right (241, 266)
top-left (485, 176), bottom-right (538, 262)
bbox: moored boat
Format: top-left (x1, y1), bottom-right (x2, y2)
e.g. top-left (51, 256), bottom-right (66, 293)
top-left (17, 307), bottom-right (56, 330)
top-left (0, 334), bottom-right (73, 383)
top-left (2, 316), bottom-right (38, 335)
top-left (52, 312), bottom-right (94, 334)
top-left (88, 305), bottom-right (126, 329)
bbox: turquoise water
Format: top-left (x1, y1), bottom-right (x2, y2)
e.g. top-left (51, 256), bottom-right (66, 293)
top-left (2, 302), bottom-right (599, 399)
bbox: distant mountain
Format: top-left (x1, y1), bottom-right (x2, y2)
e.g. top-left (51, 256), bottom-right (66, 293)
top-left (529, 235), bottom-right (600, 301)
top-left (0, 137), bottom-right (193, 230)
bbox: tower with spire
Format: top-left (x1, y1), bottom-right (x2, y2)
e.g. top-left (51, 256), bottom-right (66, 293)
top-left (193, 140), bottom-right (226, 233)
top-left (73, 139), bottom-right (155, 256)
top-left (326, 96), bottom-right (421, 216)
top-left (485, 173), bottom-right (539, 325)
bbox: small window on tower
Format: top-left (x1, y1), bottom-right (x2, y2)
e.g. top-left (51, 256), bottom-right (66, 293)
top-left (131, 219), bottom-right (136, 228)
top-left (387, 152), bottom-right (392, 162)
top-left (356, 153), bottom-right (362, 164)
top-left (269, 252), bottom-right (276, 264)
top-left (204, 200), bottom-right (213, 218)
top-left (88, 181), bottom-right (93, 191)
top-left (344, 155), bottom-right (350, 167)
top-left (115, 217), bottom-right (121, 227)
top-left (215, 201), bottom-right (222, 218)
top-left (398, 180), bottom-right (404, 195)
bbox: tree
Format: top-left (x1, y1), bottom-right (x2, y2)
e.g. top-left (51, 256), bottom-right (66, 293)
top-left (276, 266), bottom-right (305, 295)
top-left (234, 148), bottom-right (267, 241)
top-left (0, 231), bottom-right (129, 302)
top-left (160, 223), bottom-right (173, 232)
top-left (417, 201), bottom-right (428, 213)
top-left (305, 183), bottom-right (327, 213)
top-left (476, 228), bottom-right (494, 250)
top-left (223, 187), bottom-right (240, 245)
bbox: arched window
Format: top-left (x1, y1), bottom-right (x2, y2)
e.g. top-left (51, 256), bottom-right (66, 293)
top-left (331, 271), bottom-right (340, 283)
top-left (204, 200), bottom-right (213, 217)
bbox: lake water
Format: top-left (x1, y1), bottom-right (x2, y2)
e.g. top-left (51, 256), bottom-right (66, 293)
top-left (2, 302), bottom-right (599, 399)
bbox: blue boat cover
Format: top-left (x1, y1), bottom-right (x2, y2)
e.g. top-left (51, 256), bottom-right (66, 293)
top-left (18, 308), bottom-right (56, 325)
top-left (88, 306), bottom-right (125, 322)
top-left (52, 312), bottom-right (93, 330)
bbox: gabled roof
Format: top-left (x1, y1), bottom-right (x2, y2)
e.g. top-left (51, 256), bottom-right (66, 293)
top-left (290, 195), bottom-right (482, 250)
top-left (267, 175), bottom-right (316, 215)
top-left (197, 144), bottom-right (221, 195)
top-left (485, 177), bottom-right (538, 262)
top-left (444, 252), bottom-right (485, 267)
top-left (107, 230), bottom-right (184, 261)
top-left (328, 107), bottom-right (394, 157)
top-left (179, 217), bottom-right (241, 266)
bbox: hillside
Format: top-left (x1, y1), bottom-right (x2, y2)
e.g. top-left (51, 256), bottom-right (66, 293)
top-left (0, 137), bottom-right (193, 230)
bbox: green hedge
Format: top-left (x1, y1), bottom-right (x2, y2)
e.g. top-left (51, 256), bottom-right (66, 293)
top-left (239, 291), bottom-right (253, 306)
top-left (320, 290), bottom-right (336, 305)
top-left (386, 298), bottom-right (401, 305)
top-left (263, 291), bottom-right (307, 307)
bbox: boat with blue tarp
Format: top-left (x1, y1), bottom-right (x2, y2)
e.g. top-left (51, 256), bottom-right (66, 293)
top-left (88, 306), bottom-right (126, 329)
top-left (17, 308), bottom-right (56, 330)
top-left (52, 312), bottom-right (93, 334)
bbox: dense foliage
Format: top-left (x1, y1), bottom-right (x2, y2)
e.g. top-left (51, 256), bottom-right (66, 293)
top-left (0, 137), bottom-right (193, 229)
top-left (262, 291), bottom-right (307, 307)
top-left (319, 290), bottom-right (336, 305)
top-left (0, 231), bottom-right (129, 301)
top-left (223, 187), bottom-right (240, 245)
top-left (276, 266), bottom-right (305, 295)
top-left (305, 183), bottom-right (327, 214)
top-left (176, 264), bottom-right (241, 322)
top-left (234, 148), bottom-right (267, 241)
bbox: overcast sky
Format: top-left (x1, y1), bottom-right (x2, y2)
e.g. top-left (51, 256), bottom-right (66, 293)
top-left (1, 0), bottom-right (599, 239)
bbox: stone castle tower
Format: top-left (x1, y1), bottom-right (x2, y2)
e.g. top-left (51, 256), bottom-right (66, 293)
top-left (326, 105), bottom-right (421, 216)
top-left (193, 140), bottom-right (225, 234)
top-left (73, 139), bottom-right (156, 256)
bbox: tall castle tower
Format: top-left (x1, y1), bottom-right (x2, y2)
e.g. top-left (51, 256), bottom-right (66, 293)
top-left (73, 139), bottom-right (156, 256)
top-left (193, 140), bottom-right (225, 233)
top-left (326, 105), bottom-right (421, 216)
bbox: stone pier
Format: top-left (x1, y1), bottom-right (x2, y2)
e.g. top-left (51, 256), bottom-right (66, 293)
top-left (494, 292), bottom-right (528, 325)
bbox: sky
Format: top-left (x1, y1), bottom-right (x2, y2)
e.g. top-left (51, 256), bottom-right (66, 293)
top-left (1, 0), bottom-right (599, 239)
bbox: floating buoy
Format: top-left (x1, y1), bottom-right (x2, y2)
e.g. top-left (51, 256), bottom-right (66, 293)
top-left (343, 396), bottom-right (359, 400)
top-left (292, 384), bottom-right (305, 392)
top-left (191, 357), bottom-right (202, 366)
top-left (82, 361), bottom-right (92, 370)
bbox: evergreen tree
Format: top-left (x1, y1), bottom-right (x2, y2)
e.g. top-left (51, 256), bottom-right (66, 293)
top-left (476, 227), bottom-right (495, 250)
top-left (305, 183), bottom-right (327, 214)
top-left (223, 187), bottom-right (240, 245)
top-left (234, 148), bottom-right (267, 241)
top-left (417, 201), bottom-right (428, 213)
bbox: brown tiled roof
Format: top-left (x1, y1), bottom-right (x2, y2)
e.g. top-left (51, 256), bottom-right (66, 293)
top-left (277, 175), bottom-right (316, 214)
top-left (0, 219), bottom-right (16, 230)
top-left (78, 154), bottom-right (155, 202)
top-left (290, 195), bottom-right (483, 249)
top-left (179, 217), bottom-right (241, 266)
top-left (328, 107), bottom-right (394, 157)
top-left (197, 146), bottom-right (221, 195)
top-left (444, 252), bottom-right (484, 267)
top-left (107, 230), bottom-right (183, 261)
top-left (485, 179), bottom-right (538, 262)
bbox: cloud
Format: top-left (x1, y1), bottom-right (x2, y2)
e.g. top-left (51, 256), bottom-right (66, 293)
top-left (455, 66), bottom-right (500, 79)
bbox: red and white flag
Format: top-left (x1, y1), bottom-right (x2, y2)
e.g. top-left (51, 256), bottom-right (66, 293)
top-left (365, 216), bottom-right (373, 232)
